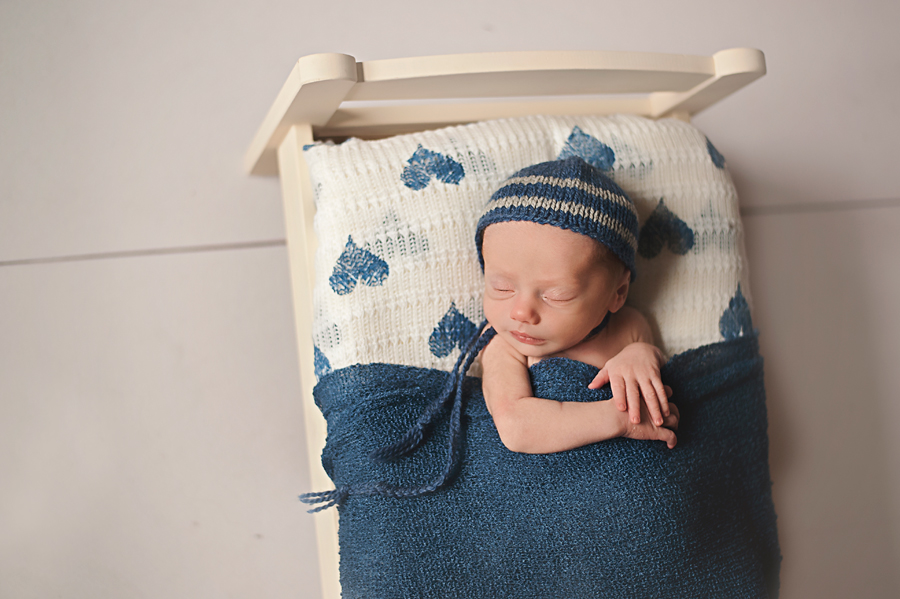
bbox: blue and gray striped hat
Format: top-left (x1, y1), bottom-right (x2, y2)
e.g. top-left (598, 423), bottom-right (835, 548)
top-left (475, 157), bottom-right (640, 279)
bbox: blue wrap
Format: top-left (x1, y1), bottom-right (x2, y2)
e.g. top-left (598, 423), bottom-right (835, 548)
top-left (314, 335), bottom-right (780, 598)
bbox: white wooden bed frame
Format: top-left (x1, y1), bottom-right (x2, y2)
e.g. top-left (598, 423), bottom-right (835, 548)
top-left (245, 48), bottom-right (766, 599)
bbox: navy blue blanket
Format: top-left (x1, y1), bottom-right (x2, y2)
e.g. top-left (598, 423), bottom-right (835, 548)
top-left (313, 335), bottom-right (780, 598)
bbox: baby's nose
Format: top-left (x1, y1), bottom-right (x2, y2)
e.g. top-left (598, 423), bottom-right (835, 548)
top-left (510, 297), bottom-right (539, 323)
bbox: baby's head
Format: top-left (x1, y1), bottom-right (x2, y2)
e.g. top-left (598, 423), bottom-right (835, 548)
top-left (475, 157), bottom-right (640, 356)
top-left (476, 156), bottom-right (638, 278)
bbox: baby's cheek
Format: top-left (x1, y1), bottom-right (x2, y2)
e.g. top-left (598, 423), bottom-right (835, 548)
top-left (483, 296), bottom-right (503, 318)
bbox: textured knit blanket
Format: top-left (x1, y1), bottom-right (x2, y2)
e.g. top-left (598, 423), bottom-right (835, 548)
top-left (314, 335), bottom-right (780, 598)
top-left (305, 114), bottom-right (754, 373)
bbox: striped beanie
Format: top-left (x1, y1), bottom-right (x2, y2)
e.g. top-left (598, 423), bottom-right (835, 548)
top-left (475, 157), bottom-right (640, 279)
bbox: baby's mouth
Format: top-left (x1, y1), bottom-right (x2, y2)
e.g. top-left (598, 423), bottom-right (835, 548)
top-left (510, 330), bottom-right (543, 345)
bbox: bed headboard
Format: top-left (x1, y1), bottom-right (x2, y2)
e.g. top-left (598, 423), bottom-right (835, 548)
top-left (245, 48), bottom-right (765, 599)
top-left (246, 49), bottom-right (765, 175)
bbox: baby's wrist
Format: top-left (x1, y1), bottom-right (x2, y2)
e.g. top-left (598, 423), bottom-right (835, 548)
top-left (601, 400), bottom-right (629, 438)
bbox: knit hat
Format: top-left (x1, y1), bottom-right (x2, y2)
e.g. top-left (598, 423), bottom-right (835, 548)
top-left (475, 157), bottom-right (639, 279)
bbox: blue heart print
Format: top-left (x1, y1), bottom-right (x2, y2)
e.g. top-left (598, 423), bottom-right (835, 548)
top-left (706, 137), bottom-right (726, 169)
top-left (329, 236), bottom-right (390, 296)
top-left (401, 146), bottom-right (465, 190)
top-left (638, 200), bottom-right (696, 259)
top-left (557, 126), bottom-right (616, 171)
top-left (372, 212), bottom-right (430, 259)
top-left (429, 303), bottom-right (478, 358)
top-left (314, 346), bottom-right (333, 381)
top-left (720, 284), bottom-right (754, 339)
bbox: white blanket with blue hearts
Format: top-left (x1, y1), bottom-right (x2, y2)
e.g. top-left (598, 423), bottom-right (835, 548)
top-left (305, 114), bottom-right (753, 378)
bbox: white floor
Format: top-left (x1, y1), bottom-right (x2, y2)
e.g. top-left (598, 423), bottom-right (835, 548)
top-left (744, 205), bottom-right (900, 598)
top-left (0, 248), bottom-right (320, 597)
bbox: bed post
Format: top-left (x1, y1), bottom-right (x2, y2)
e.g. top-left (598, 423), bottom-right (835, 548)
top-left (649, 48), bottom-right (766, 118)
top-left (276, 124), bottom-right (342, 599)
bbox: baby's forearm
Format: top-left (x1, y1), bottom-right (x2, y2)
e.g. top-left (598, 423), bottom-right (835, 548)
top-left (488, 395), bottom-right (626, 454)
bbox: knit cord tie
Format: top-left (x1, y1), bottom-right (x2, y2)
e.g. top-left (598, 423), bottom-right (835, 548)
top-left (299, 321), bottom-right (496, 512)
top-left (298, 488), bottom-right (350, 513)
top-left (370, 320), bottom-right (491, 462)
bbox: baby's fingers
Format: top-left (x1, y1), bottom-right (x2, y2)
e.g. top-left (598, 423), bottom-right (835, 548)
top-left (666, 403), bottom-right (680, 429)
top-left (610, 375), bottom-right (627, 412)
top-left (588, 368), bottom-right (610, 390)
top-left (659, 427), bottom-right (678, 449)
top-left (639, 381), bottom-right (665, 426)
top-left (653, 378), bottom-right (670, 417)
top-left (625, 379), bottom-right (642, 424)
top-left (662, 410), bottom-right (679, 430)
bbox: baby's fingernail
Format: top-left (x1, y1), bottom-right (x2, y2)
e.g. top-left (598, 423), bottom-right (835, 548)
top-left (655, 418), bottom-right (663, 426)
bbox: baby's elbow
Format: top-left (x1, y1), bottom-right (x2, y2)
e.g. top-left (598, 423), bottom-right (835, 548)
top-left (496, 427), bottom-right (531, 453)
top-left (491, 409), bottom-right (538, 454)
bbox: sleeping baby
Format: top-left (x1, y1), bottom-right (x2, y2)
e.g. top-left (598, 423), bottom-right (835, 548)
top-left (306, 156), bottom-right (684, 512)
top-left (476, 157), bottom-right (680, 453)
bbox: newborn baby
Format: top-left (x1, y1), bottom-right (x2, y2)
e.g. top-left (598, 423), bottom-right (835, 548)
top-left (476, 157), bottom-right (680, 454)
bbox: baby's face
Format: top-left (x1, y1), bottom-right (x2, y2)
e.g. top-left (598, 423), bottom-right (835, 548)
top-left (482, 221), bottom-right (629, 358)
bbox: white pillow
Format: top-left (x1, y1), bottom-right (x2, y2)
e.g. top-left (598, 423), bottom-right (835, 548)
top-left (304, 114), bottom-right (752, 375)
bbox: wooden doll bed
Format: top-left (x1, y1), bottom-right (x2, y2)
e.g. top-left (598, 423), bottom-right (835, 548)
top-left (246, 48), bottom-right (767, 599)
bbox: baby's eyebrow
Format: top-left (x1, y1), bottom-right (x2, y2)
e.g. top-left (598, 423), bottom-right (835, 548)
top-left (539, 279), bottom-right (582, 290)
top-left (543, 287), bottom-right (578, 297)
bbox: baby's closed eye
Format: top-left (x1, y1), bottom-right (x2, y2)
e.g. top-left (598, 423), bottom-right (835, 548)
top-left (488, 284), bottom-right (514, 296)
top-left (486, 276), bottom-right (514, 294)
top-left (542, 290), bottom-right (576, 303)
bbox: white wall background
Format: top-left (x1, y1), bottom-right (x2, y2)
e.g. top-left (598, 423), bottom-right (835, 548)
top-left (2, 0), bottom-right (898, 597)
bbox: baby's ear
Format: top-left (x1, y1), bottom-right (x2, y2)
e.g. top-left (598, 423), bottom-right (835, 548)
top-left (609, 268), bottom-right (631, 312)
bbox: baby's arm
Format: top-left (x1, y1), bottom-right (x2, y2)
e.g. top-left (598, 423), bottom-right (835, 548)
top-left (588, 307), bottom-right (670, 427)
top-left (481, 333), bottom-right (678, 454)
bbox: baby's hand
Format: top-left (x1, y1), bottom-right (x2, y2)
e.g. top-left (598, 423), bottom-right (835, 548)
top-left (621, 402), bottom-right (680, 449)
top-left (588, 342), bottom-right (670, 426)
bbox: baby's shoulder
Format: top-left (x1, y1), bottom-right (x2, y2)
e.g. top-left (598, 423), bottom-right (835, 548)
top-left (553, 327), bottom-right (623, 369)
top-left (608, 306), bottom-right (652, 343)
top-left (566, 308), bottom-right (651, 366)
